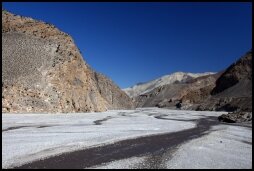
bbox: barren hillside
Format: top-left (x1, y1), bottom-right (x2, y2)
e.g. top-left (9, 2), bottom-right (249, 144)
top-left (2, 10), bottom-right (133, 113)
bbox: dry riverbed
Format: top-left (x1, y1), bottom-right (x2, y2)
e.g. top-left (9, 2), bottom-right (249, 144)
top-left (2, 108), bottom-right (252, 169)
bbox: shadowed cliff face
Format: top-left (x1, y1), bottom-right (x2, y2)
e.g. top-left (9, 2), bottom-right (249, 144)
top-left (211, 51), bottom-right (252, 95)
top-left (93, 72), bottom-right (134, 110)
top-left (2, 10), bottom-right (133, 113)
top-left (133, 51), bottom-right (252, 112)
top-left (196, 51), bottom-right (252, 112)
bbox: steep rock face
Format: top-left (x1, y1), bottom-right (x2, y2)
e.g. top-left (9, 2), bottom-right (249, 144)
top-left (211, 51), bottom-right (252, 95)
top-left (197, 51), bottom-right (252, 112)
top-left (2, 10), bottom-right (133, 113)
top-left (93, 72), bottom-right (134, 110)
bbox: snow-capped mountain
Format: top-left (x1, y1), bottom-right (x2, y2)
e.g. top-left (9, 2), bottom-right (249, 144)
top-left (123, 72), bottom-right (215, 98)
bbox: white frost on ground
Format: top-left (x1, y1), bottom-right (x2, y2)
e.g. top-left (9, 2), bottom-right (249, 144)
top-left (165, 124), bottom-right (252, 169)
top-left (3, 108), bottom-right (251, 169)
top-left (3, 108), bottom-right (202, 168)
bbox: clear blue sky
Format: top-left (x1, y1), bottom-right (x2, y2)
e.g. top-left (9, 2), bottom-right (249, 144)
top-left (3, 2), bottom-right (252, 88)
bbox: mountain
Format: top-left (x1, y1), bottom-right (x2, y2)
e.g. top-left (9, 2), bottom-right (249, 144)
top-left (134, 72), bottom-right (221, 108)
top-left (132, 51), bottom-right (252, 112)
top-left (2, 10), bottom-right (133, 113)
top-left (196, 50), bottom-right (252, 112)
top-left (123, 72), bottom-right (215, 98)
top-left (211, 50), bottom-right (252, 95)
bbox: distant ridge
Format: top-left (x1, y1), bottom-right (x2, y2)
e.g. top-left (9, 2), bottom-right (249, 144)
top-left (123, 72), bottom-right (215, 98)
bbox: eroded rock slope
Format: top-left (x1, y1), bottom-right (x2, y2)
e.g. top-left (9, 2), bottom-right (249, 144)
top-left (197, 51), bottom-right (252, 112)
top-left (2, 10), bottom-right (133, 113)
top-left (133, 51), bottom-right (252, 112)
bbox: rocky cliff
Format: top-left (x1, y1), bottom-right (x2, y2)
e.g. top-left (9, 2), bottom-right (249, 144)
top-left (133, 51), bottom-right (252, 112)
top-left (211, 51), bottom-right (252, 95)
top-left (93, 72), bottom-right (134, 110)
top-left (2, 10), bottom-right (133, 113)
top-left (196, 51), bottom-right (252, 112)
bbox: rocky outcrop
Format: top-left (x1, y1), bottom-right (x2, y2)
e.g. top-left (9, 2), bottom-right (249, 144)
top-left (218, 112), bottom-right (252, 123)
top-left (2, 10), bottom-right (133, 113)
